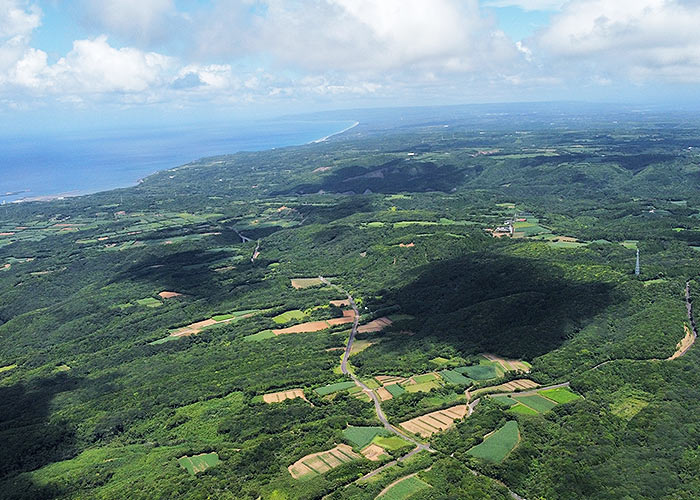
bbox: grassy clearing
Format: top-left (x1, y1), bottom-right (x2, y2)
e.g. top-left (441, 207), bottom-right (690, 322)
top-left (361, 378), bottom-right (380, 389)
top-left (149, 336), bottom-right (181, 345)
top-left (343, 426), bottom-right (389, 449)
top-left (513, 394), bottom-right (558, 413)
top-left (136, 297), bottom-right (162, 308)
top-left (430, 357), bottom-right (451, 366)
top-left (0, 364), bottom-right (17, 373)
top-left (315, 381), bottom-right (356, 396)
top-left (272, 310), bottom-right (307, 324)
top-left (388, 313), bottom-right (415, 322)
top-left (212, 309), bottom-right (259, 322)
top-left (539, 387), bottom-right (581, 404)
top-left (372, 435), bottom-right (411, 451)
top-left (439, 369), bottom-right (472, 385)
top-left (467, 421), bottom-right (520, 462)
top-left (378, 475), bottom-right (431, 500)
top-left (243, 330), bottom-right (275, 342)
top-left (178, 452), bottom-right (220, 475)
top-left (385, 384), bottom-right (406, 397)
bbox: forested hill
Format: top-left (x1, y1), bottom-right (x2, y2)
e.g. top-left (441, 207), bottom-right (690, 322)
top-left (1, 106), bottom-right (699, 499)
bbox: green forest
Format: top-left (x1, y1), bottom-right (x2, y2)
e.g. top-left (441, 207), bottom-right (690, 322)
top-left (1, 107), bottom-right (700, 499)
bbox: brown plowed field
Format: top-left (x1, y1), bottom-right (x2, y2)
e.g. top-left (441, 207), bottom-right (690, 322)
top-left (158, 291), bottom-right (183, 299)
top-left (358, 317), bottom-right (392, 333)
top-left (288, 444), bottom-right (359, 479)
top-left (361, 444), bottom-right (389, 461)
top-left (472, 379), bottom-right (539, 397)
top-left (376, 387), bottom-right (393, 400)
top-left (262, 388), bottom-right (308, 404)
top-left (399, 405), bottom-right (468, 438)
top-left (273, 310), bottom-right (356, 335)
top-left (330, 299), bottom-right (350, 307)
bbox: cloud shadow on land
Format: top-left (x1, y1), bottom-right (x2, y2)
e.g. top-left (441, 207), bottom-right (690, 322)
top-left (381, 252), bottom-right (620, 359)
top-left (0, 373), bottom-right (80, 499)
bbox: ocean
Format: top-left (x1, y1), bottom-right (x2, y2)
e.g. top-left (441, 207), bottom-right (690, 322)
top-left (0, 119), bottom-right (357, 203)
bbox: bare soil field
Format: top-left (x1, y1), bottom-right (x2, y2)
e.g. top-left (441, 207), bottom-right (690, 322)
top-left (273, 310), bottom-right (355, 335)
top-left (158, 291), bottom-right (183, 299)
top-left (361, 444), bottom-right (389, 461)
top-left (262, 388), bottom-right (308, 404)
top-left (472, 379), bottom-right (539, 398)
top-left (376, 387), bottom-right (393, 401)
top-left (291, 277), bottom-right (324, 289)
top-left (669, 324), bottom-right (696, 360)
top-left (358, 317), bottom-right (393, 333)
top-left (483, 353), bottom-right (531, 372)
top-left (288, 444), bottom-right (360, 479)
top-left (330, 299), bottom-right (350, 307)
top-left (399, 405), bottom-right (467, 438)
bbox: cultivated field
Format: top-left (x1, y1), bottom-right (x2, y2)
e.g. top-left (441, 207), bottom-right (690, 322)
top-left (288, 444), bottom-right (359, 479)
top-left (399, 405), bottom-right (467, 438)
top-left (290, 277), bottom-right (324, 289)
top-left (273, 310), bottom-right (355, 335)
top-left (158, 291), bottom-right (183, 299)
top-left (439, 369), bottom-right (472, 385)
top-left (467, 421), bottom-right (520, 462)
top-left (315, 381), bottom-right (357, 396)
top-left (262, 388), bottom-right (308, 404)
top-left (377, 474), bottom-right (431, 500)
top-left (178, 452), bottom-right (220, 475)
top-left (343, 426), bottom-right (388, 449)
top-left (272, 309), bottom-right (306, 324)
top-left (513, 394), bottom-right (558, 413)
top-left (357, 317), bottom-right (392, 333)
top-left (360, 443), bottom-right (389, 461)
top-left (482, 353), bottom-right (531, 372)
top-left (472, 379), bottom-right (539, 397)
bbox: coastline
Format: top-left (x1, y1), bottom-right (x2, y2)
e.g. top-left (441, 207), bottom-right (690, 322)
top-left (5, 120), bottom-right (358, 204)
top-left (310, 121), bottom-right (359, 143)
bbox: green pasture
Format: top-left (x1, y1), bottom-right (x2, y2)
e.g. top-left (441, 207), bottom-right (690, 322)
top-left (514, 394), bottom-right (558, 413)
top-left (273, 310), bottom-right (307, 324)
top-left (539, 387), bottom-right (581, 404)
top-left (439, 370), bottom-right (472, 385)
top-left (378, 475), bottom-right (431, 500)
top-left (315, 381), bottom-right (356, 396)
top-left (244, 330), bottom-right (276, 342)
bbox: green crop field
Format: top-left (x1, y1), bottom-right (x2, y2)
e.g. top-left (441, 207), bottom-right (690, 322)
top-left (378, 475), bottom-right (431, 500)
top-left (439, 369), bottom-right (472, 385)
top-left (491, 395), bottom-right (518, 407)
top-left (212, 310), bottom-right (259, 322)
top-left (178, 452), bottom-right (220, 475)
top-left (385, 384), bottom-right (406, 397)
top-left (315, 381), bottom-right (356, 396)
top-left (243, 330), bottom-right (276, 342)
top-left (361, 378), bottom-right (380, 389)
top-left (343, 426), bottom-right (389, 449)
top-left (413, 374), bottom-right (438, 384)
top-left (539, 387), bottom-right (581, 404)
top-left (467, 421), bottom-right (520, 462)
top-left (514, 394), bottom-right (558, 413)
top-left (456, 364), bottom-right (499, 380)
top-left (509, 404), bottom-right (539, 416)
top-left (405, 381), bottom-right (440, 393)
top-left (273, 310), bottom-right (307, 324)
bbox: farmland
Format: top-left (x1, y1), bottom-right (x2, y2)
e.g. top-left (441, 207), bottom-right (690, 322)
top-left (467, 421), bottom-right (520, 462)
top-left (343, 426), bottom-right (389, 449)
top-left (177, 452), bottom-right (221, 475)
top-left (2, 107), bottom-right (700, 500)
top-left (288, 444), bottom-right (360, 479)
top-left (377, 474), bottom-right (431, 500)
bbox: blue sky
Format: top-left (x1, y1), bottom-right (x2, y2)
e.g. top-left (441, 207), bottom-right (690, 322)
top-left (2, 0), bottom-right (700, 132)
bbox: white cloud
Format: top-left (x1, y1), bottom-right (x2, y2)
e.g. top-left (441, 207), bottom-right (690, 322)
top-left (49, 36), bottom-right (172, 93)
top-left (0, 0), bottom-right (41, 75)
top-left (483, 0), bottom-right (568, 10)
top-left (78, 0), bottom-right (176, 45)
top-left (536, 0), bottom-right (700, 82)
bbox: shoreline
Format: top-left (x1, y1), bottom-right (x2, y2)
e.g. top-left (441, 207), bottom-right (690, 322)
top-left (5, 120), bottom-right (358, 204)
top-left (310, 121), bottom-right (359, 143)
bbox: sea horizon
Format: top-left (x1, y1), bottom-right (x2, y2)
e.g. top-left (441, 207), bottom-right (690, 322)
top-left (0, 118), bottom-right (357, 204)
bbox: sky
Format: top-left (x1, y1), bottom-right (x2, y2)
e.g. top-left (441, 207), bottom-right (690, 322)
top-left (2, 0), bottom-right (700, 132)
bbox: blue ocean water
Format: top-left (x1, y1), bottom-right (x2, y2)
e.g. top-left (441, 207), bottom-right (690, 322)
top-left (0, 119), bottom-right (356, 203)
